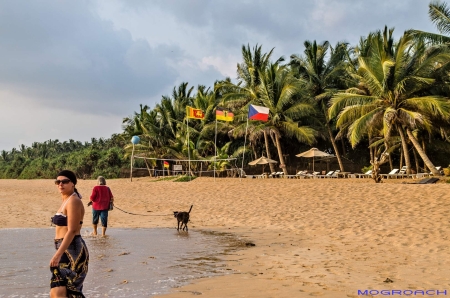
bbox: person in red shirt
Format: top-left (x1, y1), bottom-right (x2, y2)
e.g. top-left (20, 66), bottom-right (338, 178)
top-left (88, 176), bottom-right (114, 236)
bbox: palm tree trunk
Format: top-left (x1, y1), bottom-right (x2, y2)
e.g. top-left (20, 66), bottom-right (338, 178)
top-left (397, 126), bottom-right (411, 174)
top-left (274, 135), bottom-right (288, 176)
top-left (263, 130), bottom-right (275, 173)
top-left (399, 149), bottom-right (403, 169)
top-left (326, 123), bottom-right (345, 171)
top-left (406, 129), bottom-right (439, 175)
top-left (412, 148), bottom-right (420, 174)
top-left (370, 146), bottom-right (389, 183)
top-left (421, 139), bottom-right (428, 172)
top-left (341, 138), bottom-right (346, 157)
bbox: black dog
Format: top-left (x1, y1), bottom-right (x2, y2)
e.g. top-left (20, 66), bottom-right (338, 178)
top-left (173, 205), bottom-right (193, 231)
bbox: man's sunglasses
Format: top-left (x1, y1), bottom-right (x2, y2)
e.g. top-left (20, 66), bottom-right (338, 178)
top-left (54, 179), bottom-right (71, 185)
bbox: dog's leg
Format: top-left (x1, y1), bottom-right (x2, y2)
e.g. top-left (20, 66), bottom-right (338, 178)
top-left (177, 220), bottom-right (181, 231)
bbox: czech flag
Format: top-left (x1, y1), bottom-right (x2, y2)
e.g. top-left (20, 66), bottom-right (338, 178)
top-left (248, 104), bottom-right (269, 121)
top-left (163, 161), bottom-right (169, 168)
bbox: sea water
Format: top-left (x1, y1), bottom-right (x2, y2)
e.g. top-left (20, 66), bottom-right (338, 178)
top-left (0, 228), bottom-right (239, 297)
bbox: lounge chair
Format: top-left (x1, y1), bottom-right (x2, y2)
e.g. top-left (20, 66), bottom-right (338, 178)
top-left (355, 170), bottom-right (372, 178)
top-left (381, 169), bottom-right (399, 179)
top-left (331, 170), bottom-right (341, 178)
top-left (286, 170), bottom-right (304, 179)
top-left (295, 170), bottom-right (310, 179)
top-left (316, 171), bottom-right (335, 178)
top-left (433, 166), bottom-right (443, 175)
top-left (416, 166), bottom-right (443, 178)
top-left (268, 172), bottom-right (278, 178)
top-left (395, 166), bottom-right (409, 178)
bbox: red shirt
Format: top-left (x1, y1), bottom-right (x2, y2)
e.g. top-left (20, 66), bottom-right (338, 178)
top-left (90, 185), bottom-right (113, 210)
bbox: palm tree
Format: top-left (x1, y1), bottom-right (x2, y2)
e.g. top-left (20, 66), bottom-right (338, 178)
top-left (256, 63), bottom-right (318, 175)
top-left (290, 40), bottom-right (353, 172)
top-left (409, 1), bottom-right (450, 43)
top-left (217, 44), bottom-right (283, 173)
top-left (329, 27), bottom-right (450, 177)
top-left (1, 150), bottom-right (9, 162)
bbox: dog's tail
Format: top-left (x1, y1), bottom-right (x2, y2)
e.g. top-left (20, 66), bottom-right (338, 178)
top-left (188, 205), bottom-right (193, 213)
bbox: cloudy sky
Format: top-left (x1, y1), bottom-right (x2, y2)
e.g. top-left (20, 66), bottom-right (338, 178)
top-left (0, 0), bottom-right (439, 151)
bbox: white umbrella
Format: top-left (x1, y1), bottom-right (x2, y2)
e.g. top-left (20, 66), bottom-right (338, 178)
top-left (248, 156), bottom-right (278, 173)
top-left (295, 148), bottom-right (334, 171)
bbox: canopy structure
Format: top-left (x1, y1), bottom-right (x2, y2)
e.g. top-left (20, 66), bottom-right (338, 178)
top-left (296, 148), bottom-right (334, 171)
top-left (248, 156), bottom-right (278, 174)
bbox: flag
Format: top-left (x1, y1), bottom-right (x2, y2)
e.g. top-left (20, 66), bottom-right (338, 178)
top-left (163, 161), bottom-right (169, 168)
top-left (216, 107), bottom-right (234, 122)
top-left (186, 106), bottom-right (204, 119)
top-left (248, 104), bottom-right (269, 121)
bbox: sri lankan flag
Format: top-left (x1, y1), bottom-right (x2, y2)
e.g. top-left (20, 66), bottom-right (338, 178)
top-left (186, 106), bottom-right (204, 119)
top-left (216, 107), bottom-right (234, 122)
top-left (163, 161), bottom-right (169, 168)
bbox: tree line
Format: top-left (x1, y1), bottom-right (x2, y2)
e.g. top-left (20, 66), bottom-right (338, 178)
top-left (2, 1), bottom-right (450, 181)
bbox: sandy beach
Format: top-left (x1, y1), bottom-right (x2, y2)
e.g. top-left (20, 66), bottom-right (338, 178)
top-left (1, 177), bottom-right (449, 297)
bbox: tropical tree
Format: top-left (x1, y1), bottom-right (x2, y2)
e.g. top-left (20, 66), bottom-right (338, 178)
top-left (409, 0), bottom-right (450, 43)
top-left (290, 40), bottom-right (354, 171)
top-left (217, 44), bottom-right (283, 173)
top-left (256, 63), bottom-right (318, 175)
top-left (329, 27), bottom-right (450, 177)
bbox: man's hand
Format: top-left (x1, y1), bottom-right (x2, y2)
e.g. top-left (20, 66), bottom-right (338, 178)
top-left (87, 201), bottom-right (92, 206)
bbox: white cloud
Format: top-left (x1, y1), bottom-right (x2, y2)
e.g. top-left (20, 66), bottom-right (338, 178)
top-left (200, 55), bottom-right (238, 78)
top-left (0, 0), bottom-right (441, 151)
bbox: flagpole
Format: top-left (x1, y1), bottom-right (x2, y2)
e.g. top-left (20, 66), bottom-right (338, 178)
top-left (240, 117), bottom-right (249, 182)
top-left (187, 116), bottom-right (191, 181)
top-left (214, 117), bottom-right (218, 182)
top-left (130, 143), bottom-right (135, 182)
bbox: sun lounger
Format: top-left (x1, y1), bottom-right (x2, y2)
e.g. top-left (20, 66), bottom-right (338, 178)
top-left (296, 170), bottom-right (309, 179)
top-left (394, 166), bottom-right (410, 178)
top-left (355, 170), bottom-right (372, 178)
top-left (416, 166), bottom-right (443, 178)
top-left (316, 171), bottom-right (335, 178)
top-left (381, 169), bottom-right (399, 179)
top-left (331, 170), bottom-right (341, 178)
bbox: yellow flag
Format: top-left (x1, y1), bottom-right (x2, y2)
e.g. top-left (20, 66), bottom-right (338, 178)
top-left (216, 108), bottom-right (234, 121)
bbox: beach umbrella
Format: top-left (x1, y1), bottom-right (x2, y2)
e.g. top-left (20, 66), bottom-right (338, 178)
top-left (295, 148), bottom-right (334, 172)
top-left (248, 156), bottom-right (278, 174)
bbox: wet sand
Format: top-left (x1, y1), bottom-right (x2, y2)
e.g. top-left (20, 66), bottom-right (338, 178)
top-left (1, 177), bottom-right (449, 297)
top-left (0, 228), bottom-right (238, 297)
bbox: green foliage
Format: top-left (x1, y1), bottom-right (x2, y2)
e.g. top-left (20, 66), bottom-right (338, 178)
top-left (0, 136), bottom-right (128, 179)
top-left (151, 176), bottom-right (178, 182)
top-left (173, 175), bottom-right (198, 182)
top-left (361, 165), bottom-right (372, 174)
